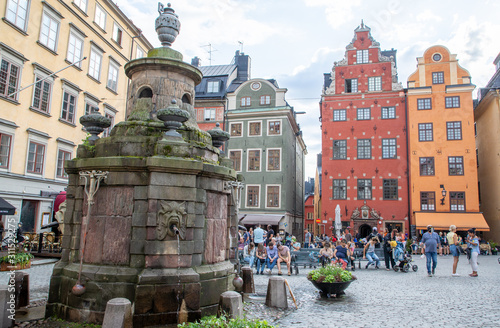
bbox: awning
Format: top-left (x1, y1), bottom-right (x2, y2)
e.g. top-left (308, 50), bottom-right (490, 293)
top-left (414, 212), bottom-right (490, 231)
top-left (239, 214), bottom-right (284, 226)
top-left (0, 197), bottom-right (16, 215)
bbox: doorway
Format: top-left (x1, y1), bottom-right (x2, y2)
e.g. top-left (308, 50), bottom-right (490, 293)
top-left (358, 224), bottom-right (372, 238)
top-left (20, 200), bottom-right (38, 232)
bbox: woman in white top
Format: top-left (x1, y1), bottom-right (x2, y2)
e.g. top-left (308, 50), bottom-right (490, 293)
top-left (243, 242), bottom-right (256, 267)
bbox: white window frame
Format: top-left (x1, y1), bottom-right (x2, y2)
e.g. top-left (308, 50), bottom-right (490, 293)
top-left (266, 147), bottom-right (282, 172)
top-left (229, 122), bottom-right (243, 137)
top-left (268, 119), bottom-right (282, 136)
top-left (73, 0), bottom-right (88, 13)
top-left (25, 129), bottom-right (50, 177)
top-left (83, 92), bottom-right (100, 115)
top-left (136, 47), bottom-right (144, 59)
top-left (39, 6), bottom-right (61, 52)
top-left (240, 97), bottom-right (251, 107)
top-left (0, 121), bottom-right (17, 172)
top-left (60, 82), bottom-right (79, 124)
top-left (368, 76), bottom-right (382, 91)
top-left (94, 3), bottom-right (107, 31)
top-left (245, 184), bottom-right (261, 208)
top-left (203, 108), bottom-right (216, 121)
top-left (265, 184), bottom-right (281, 209)
top-left (5, 0), bottom-right (30, 32)
top-left (246, 148), bottom-right (262, 172)
top-left (112, 22), bottom-right (123, 46)
top-left (0, 45), bottom-right (26, 101)
top-left (102, 105), bottom-right (116, 137)
top-left (55, 140), bottom-right (74, 180)
top-left (66, 28), bottom-right (85, 68)
top-left (356, 49), bottom-right (369, 64)
top-left (31, 66), bottom-right (54, 114)
top-left (228, 149), bottom-right (242, 172)
top-left (248, 120), bottom-right (262, 137)
top-left (88, 45), bottom-right (103, 81)
top-left (260, 95), bottom-right (271, 105)
top-left (106, 58), bottom-right (119, 92)
top-left (207, 81), bottom-right (219, 93)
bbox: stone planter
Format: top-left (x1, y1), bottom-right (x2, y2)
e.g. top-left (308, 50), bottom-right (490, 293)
top-left (0, 260), bottom-right (31, 271)
top-left (310, 280), bottom-right (353, 297)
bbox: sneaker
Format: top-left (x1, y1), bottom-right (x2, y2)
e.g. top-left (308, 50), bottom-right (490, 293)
top-left (452, 273), bottom-right (460, 277)
top-left (365, 263), bottom-right (369, 269)
top-left (432, 269), bottom-right (435, 275)
top-left (375, 266), bottom-right (380, 270)
top-left (260, 272), bottom-right (264, 275)
top-left (428, 273), bottom-right (432, 277)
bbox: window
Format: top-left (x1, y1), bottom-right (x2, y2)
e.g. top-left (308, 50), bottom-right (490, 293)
top-left (417, 98), bottom-right (432, 110)
top-left (345, 78), bottom-right (357, 93)
top-left (446, 121), bottom-right (462, 140)
top-left (383, 179), bottom-right (398, 200)
top-left (106, 60), bottom-right (119, 92)
top-left (249, 122), bottom-right (261, 136)
top-left (418, 123), bottom-right (433, 142)
top-left (136, 47), bottom-right (144, 59)
top-left (260, 95), bottom-right (270, 105)
top-left (368, 77), bottom-right (382, 91)
top-left (6, 0), bottom-right (29, 31)
top-left (112, 23), bottom-right (123, 46)
top-left (432, 72), bottom-right (444, 84)
top-left (102, 109), bottom-right (115, 137)
top-left (382, 138), bottom-right (397, 159)
top-left (307, 213), bottom-right (313, 220)
top-left (240, 97), bottom-right (251, 107)
top-left (333, 140), bottom-right (347, 159)
top-left (448, 156), bottom-right (464, 176)
top-left (0, 58), bottom-right (21, 100)
top-left (247, 186), bottom-right (259, 207)
top-left (381, 106), bottom-right (395, 119)
top-left (357, 139), bottom-right (371, 159)
top-left (84, 94), bottom-right (99, 115)
top-left (421, 192), bottom-right (435, 211)
top-left (445, 96), bottom-right (460, 108)
top-left (67, 30), bottom-right (84, 68)
top-left (94, 4), bottom-right (107, 30)
top-left (229, 150), bottom-right (241, 171)
top-left (248, 150), bottom-right (261, 171)
top-left (333, 179), bottom-right (347, 199)
top-left (0, 133), bottom-right (12, 169)
top-left (357, 179), bottom-right (372, 200)
top-left (207, 81), bottom-right (219, 93)
top-left (27, 142), bottom-right (45, 174)
top-left (74, 0), bottom-right (87, 12)
top-left (39, 9), bottom-right (60, 52)
top-left (204, 108), bottom-right (216, 121)
top-left (230, 123), bottom-right (242, 137)
top-left (88, 46), bottom-right (103, 80)
top-left (419, 157), bottom-right (435, 176)
top-left (268, 121), bottom-right (280, 135)
top-left (60, 90), bottom-right (77, 124)
top-left (56, 149), bottom-right (71, 178)
top-left (333, 109), bottom-right (346, 121)
top-left (357, 108), bottom-right (370, 120)
top-left (267, 186), bottom-right (280, 208)
top-left (267, 149), bottom-right (280, 171)
top-left (357, 49), bottom-right (368, 64)
top-left (31, 74), bottom-right (52, 113)
top-left (450, 192), bottom-right (465, 212)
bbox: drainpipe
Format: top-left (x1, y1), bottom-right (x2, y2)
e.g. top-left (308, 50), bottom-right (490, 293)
top-left (404, 90), bottom-right (412, 238)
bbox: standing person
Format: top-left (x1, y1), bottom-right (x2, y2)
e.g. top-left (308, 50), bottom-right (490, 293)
top-left (466, 229), bottom-right (479, 277)
top-left (304, 229), bottom-right (311, 248)
top-left (248, 227), bottom-right (254, 244)
top-left (277, 243), bottom-right (292, 276)
top-left (447, 225), bottom-right (460, 276)
top-left (243, 242), bottom-right (256, 268)
top-left (344, 228), bottom-right (352, 243)
top-left (253, 224), bottom-right (265, 246)
top-left (266, 242), bottom-right (278, 274)
top-left (16, 222), bottom-right (25, 247)
top-left (255, 243), bottom-right (267, 275)
top-left (363, 237), bottom-right (381, 269)
top-left (243, 228), bottom-right (251, 245)
top-left (266, 225), bottom-right (275, 246)
top-left (383, 229), bottom-right (396, 271)
top-left (420, 225), bottom-right (441, 277)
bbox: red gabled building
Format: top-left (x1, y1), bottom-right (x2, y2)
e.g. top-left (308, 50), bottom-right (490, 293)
top-left (320, 22), bottom-right (409, 237)
top-left (304, 194), bottom-right (315, 234)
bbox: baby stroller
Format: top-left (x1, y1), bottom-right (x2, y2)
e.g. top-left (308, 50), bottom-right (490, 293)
top-left (392, 241), bottom-right (418, 273)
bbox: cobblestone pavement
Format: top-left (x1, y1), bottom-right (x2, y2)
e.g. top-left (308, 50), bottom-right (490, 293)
top-left (244, 255), bottom-right (500, 328)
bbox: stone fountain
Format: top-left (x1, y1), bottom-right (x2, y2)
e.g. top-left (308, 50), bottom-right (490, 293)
top-left (46, 3), bottom-right (240, 326)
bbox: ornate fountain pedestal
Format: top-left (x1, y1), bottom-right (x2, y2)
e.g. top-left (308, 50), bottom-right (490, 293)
top-left (46, 3), bottom-right (239, 326)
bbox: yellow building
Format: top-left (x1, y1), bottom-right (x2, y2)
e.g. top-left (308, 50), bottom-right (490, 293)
top-left (0, 0), bottom-right (152, 233)
top-left (407, 45), bottom-right (488, 233)
top-left (474, 53), bottom-right (500, 242)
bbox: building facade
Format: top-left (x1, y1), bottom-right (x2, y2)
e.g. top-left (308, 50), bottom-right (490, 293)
top-left (474, 53), bottom-right (500, 242)
top-left (304, 194), bottom-right (314, 237)
top-left (321, 22), bottom-right (408, 237)
top-left (407, 45), bottom-right (488, 233)
top-left (225, 78), bottom-right (307, 236)
top-left (0, 0), bottom-right (151, 232)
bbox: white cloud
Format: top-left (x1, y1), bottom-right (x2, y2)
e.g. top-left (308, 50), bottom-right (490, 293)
top-left (303, 0), bottom-right (361, 28)
top-left (416, 10), bottom-right (443, 22)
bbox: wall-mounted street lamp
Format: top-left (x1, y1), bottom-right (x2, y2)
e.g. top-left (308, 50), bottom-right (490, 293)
top-left (440, 184), bottom-right (447, 205)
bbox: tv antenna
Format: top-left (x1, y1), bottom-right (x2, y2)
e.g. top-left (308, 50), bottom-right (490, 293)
top-left (202, 43), bottom-right (218, 65)
top-left (238, 41), bottom-right (244, 53)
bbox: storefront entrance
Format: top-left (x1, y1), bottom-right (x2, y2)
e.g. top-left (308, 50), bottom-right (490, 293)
top-left (20, 200), bottom-right (38, 232)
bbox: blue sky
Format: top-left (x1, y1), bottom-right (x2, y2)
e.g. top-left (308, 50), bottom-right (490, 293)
top-left (116, 0), bottom-right (500, 179)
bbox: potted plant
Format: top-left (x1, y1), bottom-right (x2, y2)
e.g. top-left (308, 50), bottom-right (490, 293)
top-left (489, 241), bottom-right (498, 255)
top-left (307, 264), bottom-right (356, 298)
top-left (0, 252), bottom-right (34, 271)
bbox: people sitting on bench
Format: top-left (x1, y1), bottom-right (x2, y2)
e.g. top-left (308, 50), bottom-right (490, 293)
top-left (319, 242), bottom-right (334, 267)
top-left (334, 240), bottom-right (355, 271)
top-left (363, 237), bottom-right (381, 269)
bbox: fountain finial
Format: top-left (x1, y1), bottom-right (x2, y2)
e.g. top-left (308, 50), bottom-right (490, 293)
top-left (156, 2), bottom-right (181, 47)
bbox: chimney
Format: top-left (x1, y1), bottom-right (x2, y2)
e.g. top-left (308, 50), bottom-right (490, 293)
top-left (234, 51), bottom-right (251, 81)
top-left (191, 56), bottom-right (201, 67)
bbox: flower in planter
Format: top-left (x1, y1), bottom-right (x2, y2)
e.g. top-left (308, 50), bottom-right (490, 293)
top-left (307, 264), bottom-right (356, 283)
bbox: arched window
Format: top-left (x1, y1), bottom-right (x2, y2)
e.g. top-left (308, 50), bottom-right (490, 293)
top-left (138, 87), bottom-right (153, 98)
top-left (182, 93), bottom-right (191, 105)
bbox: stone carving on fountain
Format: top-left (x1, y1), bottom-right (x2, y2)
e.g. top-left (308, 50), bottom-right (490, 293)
top-left (157, 201), bottom-right (187, 240)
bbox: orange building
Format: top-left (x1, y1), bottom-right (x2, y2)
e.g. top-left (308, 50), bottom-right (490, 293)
top-left (407, 45), bottom-right (489, 233)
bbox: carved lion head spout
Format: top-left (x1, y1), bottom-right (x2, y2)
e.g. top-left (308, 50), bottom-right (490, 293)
top-left (157, 201), bottom-right (187, 240)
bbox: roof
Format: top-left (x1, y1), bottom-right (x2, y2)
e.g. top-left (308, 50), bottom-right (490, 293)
top-left (200, 65), bottom-right (237, 77)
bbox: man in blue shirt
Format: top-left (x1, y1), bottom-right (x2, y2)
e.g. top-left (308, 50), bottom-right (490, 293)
top-left (253, 224), bottom-right (265, 245)
top-left (266, 242), bottom-right (278, 274)
top-left (420, 225), bottom-right (441, 277)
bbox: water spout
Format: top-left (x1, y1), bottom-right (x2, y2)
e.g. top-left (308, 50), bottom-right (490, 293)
top-left (171, 224), bottom-right (180, 235)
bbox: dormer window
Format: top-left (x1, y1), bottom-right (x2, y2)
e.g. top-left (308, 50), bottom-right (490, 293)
top-left (207, 80), bottom-right (219, 93)
top-left (357, 50), bottom-right (368, 64)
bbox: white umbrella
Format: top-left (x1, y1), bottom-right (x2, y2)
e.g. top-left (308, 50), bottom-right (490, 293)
top-left (335, 204), bottom-right (342, 239)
